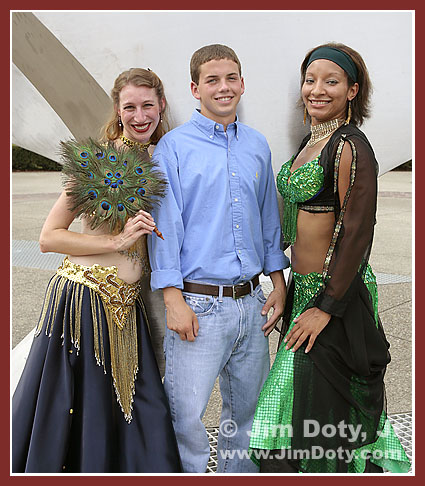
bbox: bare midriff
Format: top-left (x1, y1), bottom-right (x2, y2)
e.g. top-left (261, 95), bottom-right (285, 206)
top-left (67, 217), bottom-right (144, 285)
top-left (290, 209), bottom-right (334, 275)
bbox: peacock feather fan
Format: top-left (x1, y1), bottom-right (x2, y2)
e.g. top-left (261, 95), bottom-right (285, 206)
top-left (60, 138), bottom-right (167, 232)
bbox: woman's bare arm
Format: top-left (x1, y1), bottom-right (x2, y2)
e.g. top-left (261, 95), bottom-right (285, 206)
top-left (39, 191), bottom-right (156, 255)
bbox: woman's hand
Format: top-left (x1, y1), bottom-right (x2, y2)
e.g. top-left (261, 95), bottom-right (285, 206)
top-left (40, 192), bottom-right (157, 256)
top-left (284, 307), bottom-right (331, 353)
top-left (115, 210), bottom-right (156, 251)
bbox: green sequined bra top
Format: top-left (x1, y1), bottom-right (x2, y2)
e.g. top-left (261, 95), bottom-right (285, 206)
top-left (277, 155), bottom-right (334, 245)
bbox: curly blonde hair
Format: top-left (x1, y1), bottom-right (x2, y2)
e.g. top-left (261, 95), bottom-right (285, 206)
top-left (100, 68), bottom-right (170, 144)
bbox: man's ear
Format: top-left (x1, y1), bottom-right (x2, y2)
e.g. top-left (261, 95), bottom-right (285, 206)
top-left (190, 81), bottom-right (201, 100)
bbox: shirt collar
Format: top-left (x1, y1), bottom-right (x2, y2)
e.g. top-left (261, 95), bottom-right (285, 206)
top-left (190, 109), bottom-right (239, 140)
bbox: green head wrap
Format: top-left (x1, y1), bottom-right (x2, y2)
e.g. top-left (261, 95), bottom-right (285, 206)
top-left (306, 46), bottom-right (358, 82)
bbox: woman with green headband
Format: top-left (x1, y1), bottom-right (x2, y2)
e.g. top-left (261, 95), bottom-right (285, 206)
top-left (249, 42), bottom-right (411, 474)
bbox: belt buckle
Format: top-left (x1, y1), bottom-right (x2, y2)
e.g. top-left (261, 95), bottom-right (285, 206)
top-left (232, 283), bottom-right (244, 299)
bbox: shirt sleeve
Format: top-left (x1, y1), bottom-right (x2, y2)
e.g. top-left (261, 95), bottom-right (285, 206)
top-left (148, 141), bottom-right (185, 291)
top-left (260, 147), bottom-right (290, 274)
top-left (314, 136), bottom-right (378, 317)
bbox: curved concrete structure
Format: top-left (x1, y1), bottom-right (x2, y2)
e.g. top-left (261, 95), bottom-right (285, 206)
top-left (12, 10), bottom-right (413, 174)
top-left (12, 12), bottom-right (111, 161)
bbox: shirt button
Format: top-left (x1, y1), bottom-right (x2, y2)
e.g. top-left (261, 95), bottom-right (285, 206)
top-left (209, 135), bottom-right (213, 139)
top-left (234, 198), bottom-right (238, 202)
top-left (215, 125), bottom-right (220, 129)
top-left (69, 409), bottom-right (74, 414)
top-left (232, 172), bottom-right (236, 176)
top-left (238, 250), bottom-right (241, 254)
top-left (236, 225), bottom-right (239, 229)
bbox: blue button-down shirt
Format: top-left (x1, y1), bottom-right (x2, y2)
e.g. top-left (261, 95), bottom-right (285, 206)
top-left (148, 110), bottom-right (289, 291)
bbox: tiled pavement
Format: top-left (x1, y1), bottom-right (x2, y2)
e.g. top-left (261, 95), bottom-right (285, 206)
top-left (11, 170), bottom-right (413, 474)
top-left (11, 246), bottom-right (413, 474)
top-left (205, 412), bottom-right (413, 473)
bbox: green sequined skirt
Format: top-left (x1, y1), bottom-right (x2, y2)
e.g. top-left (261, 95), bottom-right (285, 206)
top-left (249, 266), bottom-right (410, 473)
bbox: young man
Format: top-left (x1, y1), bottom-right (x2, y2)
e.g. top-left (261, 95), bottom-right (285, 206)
top-left (148, 44), bottom-right (289, 473)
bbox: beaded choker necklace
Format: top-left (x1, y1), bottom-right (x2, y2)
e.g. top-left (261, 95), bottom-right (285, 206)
top-left (120, 134), bottom-right (151, 151)
top-left (306, 119), bottom-right (340, 147)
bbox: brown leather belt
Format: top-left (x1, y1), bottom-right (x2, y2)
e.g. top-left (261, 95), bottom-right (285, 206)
top-left (183, 275), bottom-right (260, 299)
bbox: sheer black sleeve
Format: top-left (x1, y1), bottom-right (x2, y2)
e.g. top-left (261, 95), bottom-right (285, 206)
top-left (314, 135), bottom-right (378, 317)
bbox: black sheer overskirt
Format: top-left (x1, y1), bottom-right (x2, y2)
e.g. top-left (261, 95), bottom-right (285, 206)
top-left (289, 275), bottom-right (390, 472)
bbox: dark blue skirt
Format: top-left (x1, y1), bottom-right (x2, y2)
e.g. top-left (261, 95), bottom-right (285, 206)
top-left (12, 273), bottom-right (182, 473)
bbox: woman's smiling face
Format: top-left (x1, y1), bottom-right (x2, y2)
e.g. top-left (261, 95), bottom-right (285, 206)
top-left (118, 84), bottom-right (164, 143)
top-left (302, 59), bottom-right (358, 125)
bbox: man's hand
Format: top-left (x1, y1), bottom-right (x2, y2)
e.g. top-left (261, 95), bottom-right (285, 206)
top-left (261, 270), bottom-right (287, 336)
top-left (163, 287), bottom-right (199, 342)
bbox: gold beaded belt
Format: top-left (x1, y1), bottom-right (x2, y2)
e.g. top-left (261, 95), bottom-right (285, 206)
top-left (36, 257), bottom-right (143, 423)
top-left (56, 256), bottom-right (141, 330)
top-left (183, 275), bottom-right (260, 299)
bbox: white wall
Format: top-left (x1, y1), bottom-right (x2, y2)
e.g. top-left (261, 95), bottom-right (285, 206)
top-left (12, 10), bottom-right (413, 175)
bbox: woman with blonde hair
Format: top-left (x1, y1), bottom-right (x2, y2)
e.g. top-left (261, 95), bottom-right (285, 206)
top-left (12, 68), bottom-right (181, 473)
top-left (102, 67), bottom-right (170, 147)
top-left (101, 68), bottom-right (171, 377)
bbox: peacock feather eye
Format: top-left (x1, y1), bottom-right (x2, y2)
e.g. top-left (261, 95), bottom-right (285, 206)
top-left (60, 138), bottom-right (167, 234)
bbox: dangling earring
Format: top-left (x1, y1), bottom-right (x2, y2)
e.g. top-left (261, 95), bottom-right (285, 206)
top-left (345, 101), bottom-right (352, 125)
top-left (118, 116), bottom-right (123, 129)
top-left (159, 113), bottom-right (163, 123)
top-left (303, 106), bottom-right (307, 126)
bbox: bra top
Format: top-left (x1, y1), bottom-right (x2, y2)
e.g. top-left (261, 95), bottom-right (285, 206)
top-left (278, 154), bottom-right (336, 245)
top-left (277, 154), bottom-right (325, 204)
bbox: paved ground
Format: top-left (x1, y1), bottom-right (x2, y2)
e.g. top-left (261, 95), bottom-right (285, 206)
top-left (11, 169), bottom-right (413, 471)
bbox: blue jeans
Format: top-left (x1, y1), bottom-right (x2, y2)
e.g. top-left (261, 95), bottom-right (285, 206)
top-left (163, 284), bottom-right (270, 473)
